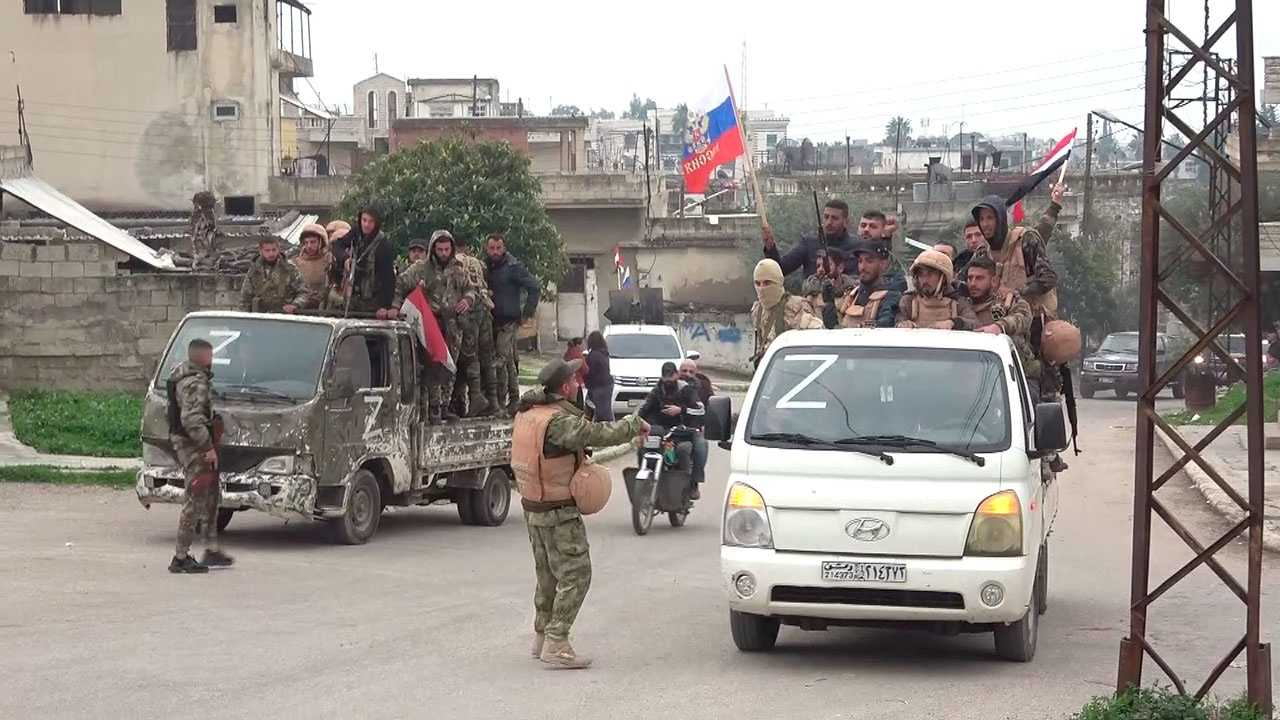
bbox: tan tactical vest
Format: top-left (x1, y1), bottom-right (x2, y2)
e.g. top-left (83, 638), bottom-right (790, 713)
top-left (994, 227), bottom-right (1058, 317)
top-left (293, 253), bottom-right (331, 303)
top-left (510, 405), bottom-right (577, 504)
top-left (971, 289), bottom-right (1014, 327)
top-left (841, 287), bottom-right (889, 329)
top-left (910, 294), bottom-right (959, 327)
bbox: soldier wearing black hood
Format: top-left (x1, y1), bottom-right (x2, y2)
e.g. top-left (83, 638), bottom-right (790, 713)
top-left (330, 207), bottom-right (397, 317)
top-left (970, 195), bottom-right (1058, 318)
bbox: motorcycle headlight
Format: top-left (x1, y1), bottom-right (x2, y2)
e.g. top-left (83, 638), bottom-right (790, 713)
top-left (644, 436), bottom-right (662, 449)
top-left (257, 454), bottom-right (313, 475)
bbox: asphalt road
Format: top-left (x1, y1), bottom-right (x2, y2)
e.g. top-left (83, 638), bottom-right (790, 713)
top-left (1, 397), bottom-right (1275, 720)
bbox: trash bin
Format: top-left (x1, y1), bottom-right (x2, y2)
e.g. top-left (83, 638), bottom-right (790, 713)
top-left (1183, 362), bottom-right (1216, 411)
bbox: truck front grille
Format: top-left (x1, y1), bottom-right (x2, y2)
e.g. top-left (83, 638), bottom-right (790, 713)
top-left (771, 585), bottom-right (965, 610)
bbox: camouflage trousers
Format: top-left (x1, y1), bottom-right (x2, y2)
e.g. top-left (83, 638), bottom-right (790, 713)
top-left (173, 443), bottom-right (220, 557)
top-left (526, 507), bottom-right (592, 642)
top-left (494, 321), bottom-right (521, 407)
top-left (429, 313), bottom-right (461, 409)
top-left (451, 308), bottom-right (496, 412)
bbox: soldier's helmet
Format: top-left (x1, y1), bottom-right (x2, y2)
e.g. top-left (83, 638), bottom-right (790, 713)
top-left (909, 249), bottom-right (955, 286)
top-left (192, 191), bottom-right (216, 209)
top-left (1042, 320), bottom-right (1083, 364)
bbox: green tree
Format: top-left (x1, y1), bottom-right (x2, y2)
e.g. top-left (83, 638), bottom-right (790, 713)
top-left (589, 108), bottom-right (615, 120)
top-left (672, 103), bottom-right (690, 140)
top-left (551, 104), bottom-right (582, 117)
top-left (623, 94), bottom-right (658, 120)
top-left (1051, 231), bottom-right (1130, 345)
top-left (884, 116), bottom-right (912, 145)
top-left (338, 137), bottom-right (569, 290)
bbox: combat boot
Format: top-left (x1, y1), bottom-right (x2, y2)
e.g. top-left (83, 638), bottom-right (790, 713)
top-left (531, 632), bottom-right (545, 660)
top-left (427, 405), bottom-right (442, 425)
top-left (441, 410), bottom-right (461, 424)
top-left (1048, 453), bottom-right (1069, 474)
top-left (485, 392), bottom-right (501, 416)
top-left (467, 392), bottom-right (491, 418)
top-left (505, 399), bottom-right (521, 417)
top-left (540, 638), bottom-right (592, 669)
top-left (168, 554), bottom-right (209, 574)
top-left (201, 549), bottom-right (235, 568)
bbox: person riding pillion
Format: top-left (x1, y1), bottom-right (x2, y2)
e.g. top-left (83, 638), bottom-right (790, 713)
top-left (895, 249), bottom-right (978, 330)
top-left (637, 361), bottom-right (705, 500)
top-left (512, 358), bottom-right (650, 669)
top-left (751, 258), bottom-right (823, 368)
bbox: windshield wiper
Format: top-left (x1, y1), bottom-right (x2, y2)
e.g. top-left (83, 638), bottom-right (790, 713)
top-left (221, 384), bottom-right (295, 403)
top-left (749, 432), bottom-right (893, 465)
top-left (838, 434), bottom-right (986, 467)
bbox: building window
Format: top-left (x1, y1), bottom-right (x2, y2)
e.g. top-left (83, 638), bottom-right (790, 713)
top-left (367, 91), bottom-right (377, 129)
top-left (214, 4), bottom-right (237, 23)
top-left (224, 196), bottom-right (255, 216)
top-left (25, 0), bottom-right (120, 14)
top-left (212, 102), bottom-right (240, 121)
top-left (387, 91), bottom-right (398, 123)
top-left (766, 133), bottom-right (778, 149)
top-left (166, 0), bottom-right (197, 52)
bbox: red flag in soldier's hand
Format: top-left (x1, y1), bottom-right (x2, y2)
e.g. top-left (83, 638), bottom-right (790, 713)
top-left (401, 286), bottom-right (456, 374)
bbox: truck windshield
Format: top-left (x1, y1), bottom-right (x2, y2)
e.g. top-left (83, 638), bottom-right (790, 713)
top-left (746, 346), bottom-right (1012, 454)
top-left (607, 333), bottom-right (681, 359)
top-left (154, 317), bottom-right (333, 402)
top-left (1100, 334), bottom-right (1140, 353)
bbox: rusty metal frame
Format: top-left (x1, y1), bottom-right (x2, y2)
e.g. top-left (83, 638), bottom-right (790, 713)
top-left (1117, 0), bottom-right (1271, 713)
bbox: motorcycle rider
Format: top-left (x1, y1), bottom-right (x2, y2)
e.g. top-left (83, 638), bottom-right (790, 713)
top-left (637, 362), bottom-right (704, 500)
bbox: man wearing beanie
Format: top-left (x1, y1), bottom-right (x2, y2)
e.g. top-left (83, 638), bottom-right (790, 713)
top-left (750, 258), bottom-right (822, 368)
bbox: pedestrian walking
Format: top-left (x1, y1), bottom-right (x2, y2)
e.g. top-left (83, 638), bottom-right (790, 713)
top-left (583, 331), bottom-right (614, 421)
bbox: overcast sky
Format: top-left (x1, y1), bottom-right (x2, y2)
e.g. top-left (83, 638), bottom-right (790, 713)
top-left (300, 0), bottom-right (1278, 145)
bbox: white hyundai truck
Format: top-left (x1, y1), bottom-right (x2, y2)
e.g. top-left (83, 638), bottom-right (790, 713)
top-left (719, 328), bottom-right (1067, 661)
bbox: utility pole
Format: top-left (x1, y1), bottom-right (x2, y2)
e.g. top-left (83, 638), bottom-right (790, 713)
top-left (846, 134), bottom-right (851, 183)
top-left (970, 133), bottom-right (976, 181)
top-left (654, 113), bottom-right (661, 176)
top-left (1022, 132), bottom-right (1028, 172)
top-left (472, 75), bottom-right (478, 117)
top-left (893, 123), bottom-right (903, 214)
top-left (1083, 112), bottom-right (1094, 237)
top-left (957, 121), bottom-right (965, 176)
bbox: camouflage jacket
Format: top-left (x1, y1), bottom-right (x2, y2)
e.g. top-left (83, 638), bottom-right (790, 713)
top-left (240, 257), bottom-right (308, 313)
top-left (457, 253), bottom-right (494, 310)
top-left (971, 288), bottom-right (1040, 378)
top-left (517, 389), bottom-right (643, 455)
top-left (189, 208), bottom-right (218, 259)
top-left (751, 295), bottom-right (823, 363)
top-left (169, 361), bottom-right (214, 450)
top-left (394, 257), bottom-right (477, 315)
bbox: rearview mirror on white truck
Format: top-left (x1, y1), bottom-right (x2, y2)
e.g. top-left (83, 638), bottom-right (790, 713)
top-left (1032, 402), bottom-right (1069, 457)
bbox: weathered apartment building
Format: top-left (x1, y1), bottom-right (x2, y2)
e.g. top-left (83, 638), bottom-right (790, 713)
top-left (1, 0), bottom-right (316, 212)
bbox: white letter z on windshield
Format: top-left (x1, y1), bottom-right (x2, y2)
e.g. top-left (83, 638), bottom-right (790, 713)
top-left (775, 354), bottom-right (837, 410)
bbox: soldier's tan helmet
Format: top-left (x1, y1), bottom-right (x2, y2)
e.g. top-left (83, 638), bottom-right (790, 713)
top-left (326, 220), bottom-right (351, 243)
top-left (1042, 320), bottom-right (1082, 364)
top-left (301, 223), bottom-right (328, 248)
top-left (910, 248), bottom-right (955, 285)
top-left (569, 463), bottom-right (612, 515)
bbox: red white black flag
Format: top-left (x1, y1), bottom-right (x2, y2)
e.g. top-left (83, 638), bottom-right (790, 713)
top-left (401, 286), bottom-right (455, 374)
top-left (1007, 128), bottom-right (1077, 222)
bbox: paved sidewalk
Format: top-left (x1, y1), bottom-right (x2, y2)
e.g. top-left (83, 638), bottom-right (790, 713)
top-left (1156, 423), bottom-right (1280, 552)
top-left (0, 397), bottom-right (140, 471)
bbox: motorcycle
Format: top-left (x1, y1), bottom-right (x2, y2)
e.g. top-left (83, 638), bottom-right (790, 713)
top-left (622, 425), bottom-right (698, 536)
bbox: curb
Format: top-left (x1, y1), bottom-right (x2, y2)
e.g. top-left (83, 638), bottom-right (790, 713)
top-left (1154, 426), bottom-right (1280, 553)
top-left (712, 381), bottom-right (751, 392)
top-left (591, 443), bottom-right (633, 465)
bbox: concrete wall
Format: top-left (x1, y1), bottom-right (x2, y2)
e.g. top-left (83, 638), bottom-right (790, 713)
top-left (268, 175), bottom-right (352, 209)
top-left (669, 310), bottom-right (754, 375)
top-left (0, 239), bottom-right (238, 390)
top-left (0, 0), bottom-right (285, 211)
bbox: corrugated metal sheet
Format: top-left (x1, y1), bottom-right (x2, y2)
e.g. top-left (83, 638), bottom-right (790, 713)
top-left (0, 175), bottom-right (180, 270)
top-left (275, 213), bottom-right (319, 246)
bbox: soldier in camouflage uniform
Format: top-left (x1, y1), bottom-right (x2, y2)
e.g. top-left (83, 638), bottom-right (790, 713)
top-left (394, 230), bottom-right (476, 424)
top-left (189, 191), bottom-right (218, 268)
top-left (512, 359), bottom-right (650, 668)
top-left (966, 253), bottom-right (1039, 383)
top-left (452, 244), bottom-right (497, 416)
top-left (167, 339), bottom-right (234, 573)
top-left (239, 236), bottom-right (308, 313)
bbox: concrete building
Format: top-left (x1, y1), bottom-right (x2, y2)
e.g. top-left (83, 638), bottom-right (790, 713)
top-left (0, 0), bottom-right (316, 212)
top-left (744, 109), bottom-right (789, 168)
top-left (353, 73), bottom-right (409, 153)
top-left (407, 78), bottom-right (501, 119)
top-left (390, 117), bottom-right (587, 173)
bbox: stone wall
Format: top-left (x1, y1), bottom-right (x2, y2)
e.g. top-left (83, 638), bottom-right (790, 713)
top-left (0, 239), bottom-right (239, 391)
top-left (669, 309), bottom-right (755, 375)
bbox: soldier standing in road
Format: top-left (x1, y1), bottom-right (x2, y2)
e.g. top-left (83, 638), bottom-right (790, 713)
top-left (240, 236), bottom-right (307, 314)
top-left (189, 191), bottom-right (219, 268)
top-left (750, 259), bottom-right (823, 368)
top-left (168, 338), bottom-right (234, 574)
top-left (486, 233), bottom-right (542, 415)
top-left (512, 358), bottom-right (650, 669)
top-left (395, 230), bottom-right (476, 424)
top-left (454, 243), bottom-right (498, 416)
top-left (291, 224), bottom-right (332, 311)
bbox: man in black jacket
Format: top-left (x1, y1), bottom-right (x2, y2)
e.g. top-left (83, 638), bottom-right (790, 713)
top-left (638, 362), bottom-right (704, 499)
top-left (486, 233), bottom-right (542, 414)
top-left (761, 199), bottom-right (863, 281)
top-left (329, 207), bottom-right (396, 317)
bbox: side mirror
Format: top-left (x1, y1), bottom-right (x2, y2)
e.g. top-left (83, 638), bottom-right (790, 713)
top-left (1030, 402), bottom-right (1068, 458)
top-left (686, 350), bottom-right (702, 360)
top-left (328, 367), bottom-right (355, 399)
top-left (704, 395), bottom-right (733, 442)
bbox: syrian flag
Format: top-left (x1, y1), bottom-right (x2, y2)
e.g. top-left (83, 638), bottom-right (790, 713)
top-left (1007, 128), bottom-right (1077, 222)
top-left (401, 286), bottom-right (455, 373)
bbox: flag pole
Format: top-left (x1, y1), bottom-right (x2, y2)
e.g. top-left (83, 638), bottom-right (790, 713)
top-left (724, 64), bottom-right (768, 227)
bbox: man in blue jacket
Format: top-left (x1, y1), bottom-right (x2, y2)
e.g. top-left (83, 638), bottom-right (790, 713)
top-left (485, 233), bottom-right (542, 415)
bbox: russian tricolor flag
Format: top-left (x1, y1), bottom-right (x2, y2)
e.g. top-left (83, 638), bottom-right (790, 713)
top-left (681, 96), bottom-right (746, 194)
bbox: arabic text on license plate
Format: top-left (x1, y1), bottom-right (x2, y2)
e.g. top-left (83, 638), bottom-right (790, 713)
top-left (627, 399), bottom-right (644, 407)
top-left (821, 561), bottom-right (907, 583)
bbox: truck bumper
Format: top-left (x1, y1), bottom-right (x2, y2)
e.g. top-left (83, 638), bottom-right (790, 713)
top-left (136, 467), bottom-right (318, 523)
top-left (1081, 372), bottom-right (1141, 393)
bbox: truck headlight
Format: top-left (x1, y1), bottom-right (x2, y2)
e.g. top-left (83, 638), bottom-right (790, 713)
top-left (723, 482), bottom-right (773, 548)
top-left (257, 454), bottom-right (313, 475)
top-left (965, 490), bottom-right (1022, 557)
top-left (1124, 363), bottom-right (1138, 372)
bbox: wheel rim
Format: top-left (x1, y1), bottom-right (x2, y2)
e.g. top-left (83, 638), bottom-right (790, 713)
top-left (486, 476), bottom-right (509, 519)
top-left (351, 486), bottom-right (372, 530)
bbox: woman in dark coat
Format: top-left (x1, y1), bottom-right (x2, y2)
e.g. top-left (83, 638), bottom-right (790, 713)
top-left (584, 331), bottom-right (614, 421)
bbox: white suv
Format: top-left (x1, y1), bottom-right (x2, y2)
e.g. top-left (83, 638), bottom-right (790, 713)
top-left (720, 328), bottom-right (1067, 662)
top-left (602, 324), bottom-right (699, 417)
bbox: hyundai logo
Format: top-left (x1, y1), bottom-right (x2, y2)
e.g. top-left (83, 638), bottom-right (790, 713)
top-left (844, 517), bottom-right (891, 542)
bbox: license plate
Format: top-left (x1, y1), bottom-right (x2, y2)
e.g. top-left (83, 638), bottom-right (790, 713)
top-left (821, 561), bottom-right (907, 583)
top-left (627, 399), bottom-right (643, 407)
top-left (1096, 377), bottom-right (1114, 384)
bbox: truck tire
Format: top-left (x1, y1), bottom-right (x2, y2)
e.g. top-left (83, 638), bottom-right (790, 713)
top-left (1172, 380), bottom-right (1185, 399)
top-left (458, 468), bottom-right (511, 527)
top-left (994, 573), bottom-right (1041, 662)
top-left (328, 470), bottom-right (382, 545)
top-left (215, 508), bottom-right (236, 532)
top-left (730, 610), bottom-right (780, 652)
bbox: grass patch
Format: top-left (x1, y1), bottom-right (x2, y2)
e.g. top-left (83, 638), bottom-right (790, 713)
top-left (1164, 373), bottom-right (1280, 427)
top-left (8, 390), bottom-right (143, 458)
top-left (0, 465), bottom-right (136, 488)
top-left (1073, 686), bottom-right (1264, 719)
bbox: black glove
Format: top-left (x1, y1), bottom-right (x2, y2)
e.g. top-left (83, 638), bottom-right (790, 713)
top-left (821, 280), bottom-right (835, 304)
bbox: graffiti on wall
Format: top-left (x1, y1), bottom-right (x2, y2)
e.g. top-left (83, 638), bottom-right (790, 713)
top-left (684, 320), bottom-right (743, 344)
